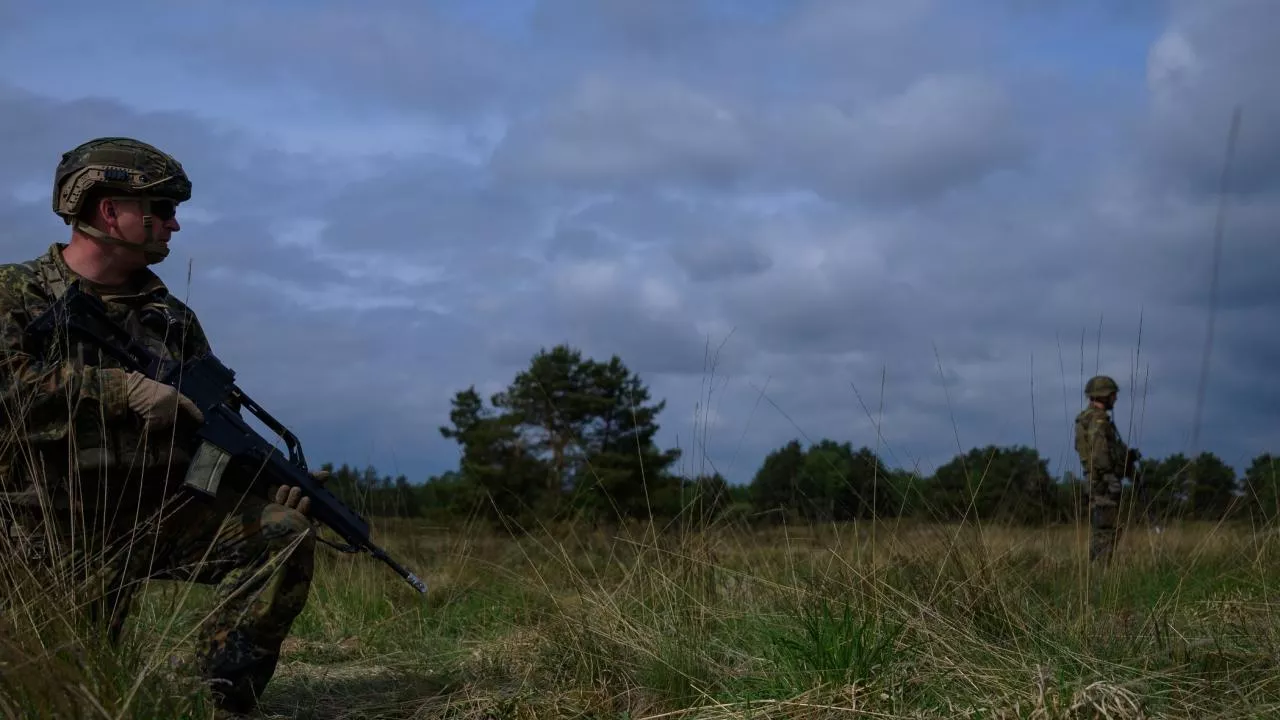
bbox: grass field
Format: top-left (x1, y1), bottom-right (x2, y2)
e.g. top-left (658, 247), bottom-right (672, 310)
top-left (5, 514), bottom-right (1280, 719)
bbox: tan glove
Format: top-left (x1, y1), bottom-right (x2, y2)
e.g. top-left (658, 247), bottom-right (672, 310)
top-left (274, 470), bottom-right (331, 517)
top-left (123, 371), bottom-right (204, 427)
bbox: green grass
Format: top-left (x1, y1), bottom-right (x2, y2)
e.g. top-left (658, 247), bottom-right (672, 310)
top-left (8, 515), bottom-right (1280, 718)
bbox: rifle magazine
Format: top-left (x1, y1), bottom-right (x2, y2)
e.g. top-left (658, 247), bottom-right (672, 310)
top-left (183, 441), bottom-right (233, 498)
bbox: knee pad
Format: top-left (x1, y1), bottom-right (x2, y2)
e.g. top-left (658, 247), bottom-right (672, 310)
top-left (258, 504), bottom-right (315, 550)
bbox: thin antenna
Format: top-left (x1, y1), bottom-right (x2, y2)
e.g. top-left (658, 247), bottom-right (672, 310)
top-left (1030, 351), bottom-right (1039, 454)
top-left (1094, 313), bottom-right (1104, 375)
top-left (1189, 105), bottom-right (1243, 455)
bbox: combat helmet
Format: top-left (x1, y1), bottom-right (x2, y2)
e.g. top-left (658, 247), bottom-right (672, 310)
top-left (52, 137), bottom-right (192, 262)
top-left (1084, 375), bottom-right (1119, 399)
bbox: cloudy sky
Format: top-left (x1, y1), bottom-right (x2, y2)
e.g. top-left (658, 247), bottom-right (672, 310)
top-left (1, 0), bottom-right (1276, 485)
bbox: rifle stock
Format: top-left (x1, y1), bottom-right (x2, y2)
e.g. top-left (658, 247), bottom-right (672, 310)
top-left (24, 280), bottom-right (428, 594)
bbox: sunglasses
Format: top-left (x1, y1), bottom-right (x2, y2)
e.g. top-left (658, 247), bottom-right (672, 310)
top-left (147, 199), bottom-right (177, 221)
top-left (108, 196), bottom-right (178, 221)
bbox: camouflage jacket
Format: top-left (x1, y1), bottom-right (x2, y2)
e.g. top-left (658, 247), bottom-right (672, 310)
top-left (1073, 405), bottom-right (1130, 479)
top-left (0, 243), bottom-right (212, 508)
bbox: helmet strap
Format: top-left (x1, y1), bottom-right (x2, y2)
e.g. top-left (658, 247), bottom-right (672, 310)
top-left (74, 196), bottom-right (170, 263)
top-left (138, 196), bottom-right (167, 262)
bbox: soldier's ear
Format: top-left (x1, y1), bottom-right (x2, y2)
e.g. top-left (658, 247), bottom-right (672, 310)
top-left (97, 196), bottom-right (117, 223)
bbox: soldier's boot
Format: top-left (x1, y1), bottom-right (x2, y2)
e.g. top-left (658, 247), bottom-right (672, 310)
top-left (192, 500), bottom-right (316, 713)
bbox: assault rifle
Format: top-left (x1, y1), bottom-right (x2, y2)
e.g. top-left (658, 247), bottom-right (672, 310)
top-left (24, 280), bottom-right (427, 594)
top-left (1125, 448), bottom-right (1162, 533)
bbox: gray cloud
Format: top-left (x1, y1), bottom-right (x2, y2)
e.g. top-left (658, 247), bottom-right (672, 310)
top-left (490, 69), bottom-right (1030, 204)
top-left (669, 237), bottom-right (773, 283)
top-left (1143, 1), bottom-right (1280, 195)
top-left (764, 75), bottom-right (1032, 203)
top-left (172, 3), bottom-right (521, 121)
top-left (543, 226), bottom-right (615, 263)
top-left (491, 72), bottom-right (757, 192)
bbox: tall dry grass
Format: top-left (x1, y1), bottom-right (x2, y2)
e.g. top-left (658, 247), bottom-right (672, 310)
top-left (5, 468), bottom-right (1280, 719)
top-left (180, 514), bottom-right (1280, 719)
top-left (0, 493), bottom-right (228, 719)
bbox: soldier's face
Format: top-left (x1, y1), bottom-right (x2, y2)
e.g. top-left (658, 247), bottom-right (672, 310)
top-left (106, 197), bottom-right (181, 247)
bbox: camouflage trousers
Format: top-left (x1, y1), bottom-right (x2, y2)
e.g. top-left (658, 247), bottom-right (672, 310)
top-left (7, 488), bottom-right (315, 713)
top-left (1089, 473), bottom-right (1123, 566)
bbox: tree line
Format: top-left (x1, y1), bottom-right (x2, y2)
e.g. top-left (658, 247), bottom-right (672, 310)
top-left (314, 344), bottom-right (1280, 530)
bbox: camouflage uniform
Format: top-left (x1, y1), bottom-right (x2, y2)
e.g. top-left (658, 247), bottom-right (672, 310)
top-left (0, 138), bottom-right (315, 713)
top-left (1074, 375), bottom-right (1132, 566)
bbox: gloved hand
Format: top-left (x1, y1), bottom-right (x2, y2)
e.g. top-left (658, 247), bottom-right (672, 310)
top-left (274, 470), bottom-right (331, 517)
top-left (123, 370), bottom-right (204, 427)
top-left (1123, 448), bottom-right (1142, 480)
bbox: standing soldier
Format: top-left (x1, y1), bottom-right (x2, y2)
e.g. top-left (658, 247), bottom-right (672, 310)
top-left (0, 137), bottom-right (324, 715)
top-left (1074, 375), bottom-right (1139, 566)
